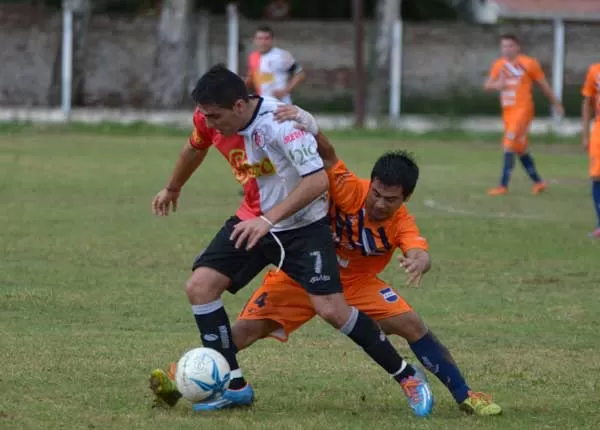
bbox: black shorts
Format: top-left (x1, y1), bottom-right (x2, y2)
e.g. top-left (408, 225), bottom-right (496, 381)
top-left (193, 216), bottom-right (342, 296)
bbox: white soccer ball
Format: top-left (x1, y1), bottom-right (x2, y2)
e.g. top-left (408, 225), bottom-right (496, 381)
top-left (175, 347), bottom-right (231, 403)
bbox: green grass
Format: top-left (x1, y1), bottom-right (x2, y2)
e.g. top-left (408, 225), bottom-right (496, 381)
top-left (1, 130), bottom-right (598, 430)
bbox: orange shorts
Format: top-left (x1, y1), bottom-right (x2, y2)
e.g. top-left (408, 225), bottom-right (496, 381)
top-left (238, 271), bottom-right (412, 341)
top-left (590, 123), bottom-right (600, 178)
top-left (502, 108), bottom-right (533, 154)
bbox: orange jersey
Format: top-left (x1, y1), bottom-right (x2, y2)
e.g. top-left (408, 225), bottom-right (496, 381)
top-left (582, 63), bottom-right (600, 123)
top-left (489, 55), bottom-right (545, 111)
top-left (327, 159), bottom-right (428, 281)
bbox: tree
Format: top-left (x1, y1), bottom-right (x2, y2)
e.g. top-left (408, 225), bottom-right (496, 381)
top-left (150, 0), bottom-right (194, 108)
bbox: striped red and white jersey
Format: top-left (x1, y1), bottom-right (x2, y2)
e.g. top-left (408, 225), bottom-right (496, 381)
top-left (189, 97), bottom-right (328, 232)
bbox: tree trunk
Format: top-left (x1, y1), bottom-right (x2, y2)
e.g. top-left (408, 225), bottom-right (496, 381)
top-left (367, 0), bottom-right (400, 118)
top-left (48, 0), bottom-right (91, 107)
top-left (150, 0), bottom-right (194, 108)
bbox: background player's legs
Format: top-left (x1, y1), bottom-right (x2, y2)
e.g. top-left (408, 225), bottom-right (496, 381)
top-left (591, 178), bottom-right (600, 238)
top-left (500, 151), bottom-right (515, 189)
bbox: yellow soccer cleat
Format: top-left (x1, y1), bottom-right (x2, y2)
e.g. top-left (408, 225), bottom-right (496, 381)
top-left (149, 363), bottom-right (182, 407)
top-left (459, 391), bottom-right (502, 416)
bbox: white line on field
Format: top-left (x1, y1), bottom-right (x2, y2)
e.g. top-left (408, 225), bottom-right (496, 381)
top-left (422, 199), bottom-right (543, 220)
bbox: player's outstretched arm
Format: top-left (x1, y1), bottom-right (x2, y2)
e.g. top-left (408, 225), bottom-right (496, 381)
top-left (483, 75), bottom-right (504, 92)
top-left (151, 143), bottom-right (208, 216)
top-left (582, 97), bottom-right (594, 150)
top-left (536, 78), bottom-right (565, 116)
top-left (313, 132), bottom-right (338, 170)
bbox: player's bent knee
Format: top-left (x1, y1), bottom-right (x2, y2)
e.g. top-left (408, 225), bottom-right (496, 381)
top-left (310, 293), bottom-right (351, 329)
top-left (231, 319), bottom-right (278, 351)
top-left (379, 311), bottom-right (427, 343)
top-left (185, 267), bottom-right (230, 304)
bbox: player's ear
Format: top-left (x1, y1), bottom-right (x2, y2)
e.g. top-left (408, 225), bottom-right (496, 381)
top-left (233, 99), bottom-right (245, 114)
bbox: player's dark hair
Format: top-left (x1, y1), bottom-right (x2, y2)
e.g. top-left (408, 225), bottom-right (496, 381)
top-left (370, 150), bottom-right (419, 199)
top-left (256, 25), bottom-right (274, 36)
top-left (190, 64), bottom-right (249, 109)
top-left (500, 33), bottom-right (520, 45)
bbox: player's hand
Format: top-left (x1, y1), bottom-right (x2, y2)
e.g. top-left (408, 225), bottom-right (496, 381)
top-left (398, 255), bottom-right (428, 287)
top-left (274, 105), bottom-right (319, 135)
top-left (152, 188), bottom-right (180, 216)
top-left (583, 135), bottom-right (590, 151)
top-left (494, 75), bottom-right (506, 91)
top-left (273, 88), bottom-right (289, 99)
top-left (230, 217), bottom-right (272, 250)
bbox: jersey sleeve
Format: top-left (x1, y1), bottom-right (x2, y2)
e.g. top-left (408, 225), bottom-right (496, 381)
top-left (488, 60), bottom-right (502, 80)
top-left (188, 109), bottom-right (214, 150)
top-left (275, 122), bottom-right (324, 177)
top-left (280, 49), bottom-right (302, 74)
top-left (582, 66), bottom-right (597, 98)
top-left (327, 159), bottom-right (368, 214)
top-left (393, 207), bottom-right (429, 254)
top-left (527, 58), bottom-right (545, 82)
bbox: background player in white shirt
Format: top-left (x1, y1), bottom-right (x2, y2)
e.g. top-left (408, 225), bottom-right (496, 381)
top-left (245, 25), bottom-right (306, 104)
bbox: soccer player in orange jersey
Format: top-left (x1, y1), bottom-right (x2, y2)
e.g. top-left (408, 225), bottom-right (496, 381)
top-left (229, 112), bottom-right (501, 416)
top-left (484, 34), bottom-right (564, 196)
top-left (581, 63), bottom-right (600, 238)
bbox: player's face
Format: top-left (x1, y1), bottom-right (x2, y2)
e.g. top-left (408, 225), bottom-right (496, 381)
top-left (366, 178), bottom-right (405, 222)
top-left (198, 101), bottom-right (246, 136)
top-left (500, 39), bottom-right (520, 60)
top-left (254, 31), bottom-right (274, 53)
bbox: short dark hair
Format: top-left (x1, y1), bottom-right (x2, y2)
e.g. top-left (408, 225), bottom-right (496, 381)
top-left (256, 25), bottom-right (274, 37)
top-left (190, 64), bottom-right (249, 109)
top-left (370, 150), bottom-right (419, 199)
top-left (500, 33), bottom-right (520, 45)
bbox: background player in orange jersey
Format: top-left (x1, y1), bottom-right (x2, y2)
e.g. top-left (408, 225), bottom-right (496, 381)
top-left (484, 33), bottom-right (564, 196)
top-left (581, 63), bottom-right (600, 239)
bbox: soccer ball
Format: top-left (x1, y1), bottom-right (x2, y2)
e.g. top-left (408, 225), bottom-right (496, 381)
top-left (174, 347), bottom-right (231, 403)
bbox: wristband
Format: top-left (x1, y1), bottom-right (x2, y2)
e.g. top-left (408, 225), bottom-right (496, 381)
top-left (166, 187), bottom-right (181, 193)
top-left (260, 215), bottom-right (274, 228)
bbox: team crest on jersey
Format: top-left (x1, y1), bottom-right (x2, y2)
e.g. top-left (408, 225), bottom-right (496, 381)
top-left (252, 124), bottom-right (273, 149)
top-left (379, 287), bottom-right (399, 303)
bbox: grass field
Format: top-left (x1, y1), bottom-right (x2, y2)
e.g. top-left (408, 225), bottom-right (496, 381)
top-left (1, 127), bottom-right (599, 430)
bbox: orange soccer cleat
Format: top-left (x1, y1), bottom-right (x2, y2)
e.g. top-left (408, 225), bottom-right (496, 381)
top-left (531, 182), bottom-right (547, 195)
top-left (487, 186), bottom-right (508, 196)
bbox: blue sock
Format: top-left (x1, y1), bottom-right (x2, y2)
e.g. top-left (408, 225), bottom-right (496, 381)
top-left (519, 153), bottom-right (542, 183)
top-left (593, 180), bottom-right (600, 227)
top-left (409, 331), bottom-right (470, 403)
top-left (500, 152), bottom-right (515, 187)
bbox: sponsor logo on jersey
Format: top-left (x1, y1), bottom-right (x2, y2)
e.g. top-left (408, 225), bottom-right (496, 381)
top-left (284, 129), bottom-right (306, 144)
top-left (288, 141), bottom-right (319, 166)
top-left (228, 149), bottom-right (276, 185)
